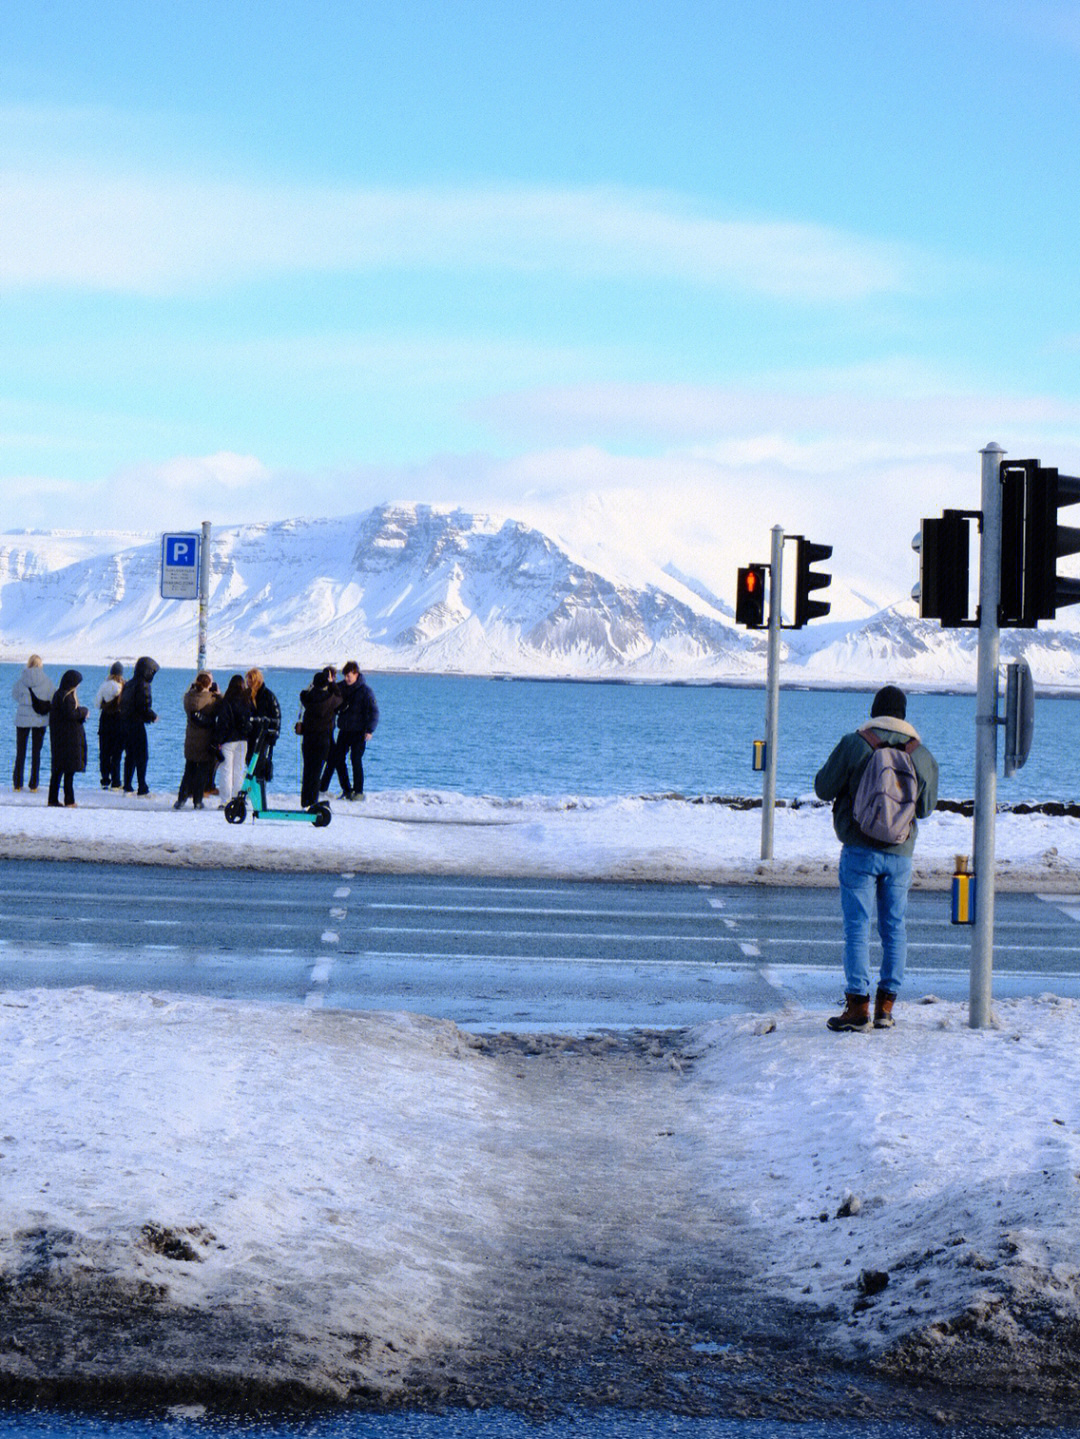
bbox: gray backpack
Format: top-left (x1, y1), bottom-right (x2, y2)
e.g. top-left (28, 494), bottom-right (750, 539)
top-left (852, 729), bottom-right (920, 845)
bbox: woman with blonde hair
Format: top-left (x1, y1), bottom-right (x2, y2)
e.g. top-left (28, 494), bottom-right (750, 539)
top-left (245, 668), bottom-right (282, 780)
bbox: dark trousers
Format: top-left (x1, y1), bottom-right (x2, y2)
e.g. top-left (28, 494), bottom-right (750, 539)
top-left (177, 759), bottom-right (210, 806)
top-left (99, 715), bottom-right (124, 788)
top-left (331, 732), bottom-right (367, 795)
top-left (13, 727), bottom-right (46, 790)
top-left (302, 736), bottom-right (331, 809)
top-left (48, 767), bottom-right (76, 807)
top-left (123, 722), bottom-right (150, 794)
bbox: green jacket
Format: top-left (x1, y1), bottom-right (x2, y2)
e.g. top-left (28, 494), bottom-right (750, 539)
top-left (814, 717), bottom-right (939, 857)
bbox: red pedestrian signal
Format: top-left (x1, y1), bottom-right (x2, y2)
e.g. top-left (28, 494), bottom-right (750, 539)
top-left (736, 564), bottom-right (767, 628)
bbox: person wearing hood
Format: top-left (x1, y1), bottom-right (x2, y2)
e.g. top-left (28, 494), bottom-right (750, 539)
top-left (119, 656), bottom-right (160, 796)
top-left (47, 670), bottom-right (88, 808)
top-left (11, 654), bottom-right (56, 792)
top-left (95, 661), bottom-right (125, 790)
top-left (814, 685), bottom-right (939, 1033)
top-left (298, 669), bottom-right (341, 809)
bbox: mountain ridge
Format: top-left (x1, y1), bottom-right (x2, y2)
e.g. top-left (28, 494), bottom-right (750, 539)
top-left (3, 502), bottom-right (1080, 689)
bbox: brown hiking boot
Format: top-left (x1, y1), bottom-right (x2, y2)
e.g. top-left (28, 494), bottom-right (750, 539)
top-left (874, 989), bottom-right (897, 1029)
top-left (826, 993), bottom-right (871, 1032)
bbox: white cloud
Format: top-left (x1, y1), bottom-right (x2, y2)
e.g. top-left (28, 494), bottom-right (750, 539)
top-left (0, 168), bottom-right (920, 302)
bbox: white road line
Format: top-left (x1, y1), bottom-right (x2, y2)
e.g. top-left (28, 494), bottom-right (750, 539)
top-left (321, 930), bottom-right (339, 944)
top-left (334, 887), bottom-right (351, 899)
top-left (309, 962), bottom-right (332, 984)
top-left (304, 992), bottom-right (325, 1008)
top-left (344, 950), bottom-right (777, 971)
top-left (368, 925), bottom-right (731, 942)
top-left (329, 907), bottom-right (348, 919)
top-left (739, 941), bottom-right (761, 957)
top-left (365, 903), bottom-right (725, 921)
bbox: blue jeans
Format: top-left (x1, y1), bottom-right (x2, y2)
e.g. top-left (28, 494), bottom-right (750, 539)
top-left (838, 845), bottom-right (913, 997)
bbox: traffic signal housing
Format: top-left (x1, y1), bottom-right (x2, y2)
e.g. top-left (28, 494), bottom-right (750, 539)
top-left (912, 510), bottom-right (973, 627)
top-left (999, 460), bottom-right (1080, 626)
top-left (791, 537), bottom-right (832, 628)
top-left (735, 563), bottom-right (767, 628)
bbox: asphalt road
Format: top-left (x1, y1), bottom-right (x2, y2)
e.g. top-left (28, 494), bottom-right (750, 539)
top-left (3, 859), bottom-right (1080, 1030)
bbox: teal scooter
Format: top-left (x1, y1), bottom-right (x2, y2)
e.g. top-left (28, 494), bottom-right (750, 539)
top-left (223, 723), bottom-right (332, 827)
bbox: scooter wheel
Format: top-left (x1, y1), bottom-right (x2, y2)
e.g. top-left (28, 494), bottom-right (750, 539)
top-left (224, 798), bottom-right (247, 824)
top-left (312, 802), bottom-right (332, 828)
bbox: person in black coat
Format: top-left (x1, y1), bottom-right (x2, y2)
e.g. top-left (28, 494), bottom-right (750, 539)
top-left (47, 670), bottom-right (88, 807)
top-left (298, 670), bottom-right (341, 809)
top-left (245, 669), bottom-right (281, 779)
top-left (325, 661), bottom-right (378, 799)
top-left (119, 655), bottom-right (159, 796)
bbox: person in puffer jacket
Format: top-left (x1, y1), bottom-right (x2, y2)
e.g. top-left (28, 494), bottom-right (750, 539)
top-left (11, 654), bottom-right (55, 792)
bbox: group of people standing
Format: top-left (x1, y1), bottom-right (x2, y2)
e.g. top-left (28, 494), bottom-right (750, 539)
top-left (11, 654), bottom-right (161, 806)
top-left (297, 662), bottom-right (379, 809)
top-left (11, 654), bottom-right (378, 812)
top-left (175, 668), bottom-right (282, 809)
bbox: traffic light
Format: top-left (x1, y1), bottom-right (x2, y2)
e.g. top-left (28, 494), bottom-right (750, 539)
top-left (999, 460), bottom-right (1080, 626)
top-left (735, 564), bottom-right (767, 628)
top-left (791, 537), bottom-right (832, 628)
top-left (912, 510), bottom-right (972, 627)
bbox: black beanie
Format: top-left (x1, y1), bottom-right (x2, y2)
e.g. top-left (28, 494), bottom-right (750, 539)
top-left (871, 685), bottom-right (907, 720)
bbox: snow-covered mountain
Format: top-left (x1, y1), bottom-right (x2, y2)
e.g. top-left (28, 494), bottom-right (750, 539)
top-left (3, 503), bottom-right (1080, 688)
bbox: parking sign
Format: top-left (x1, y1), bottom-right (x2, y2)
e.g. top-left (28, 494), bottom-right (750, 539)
top-left (161, 532), bottom-right (201, 600)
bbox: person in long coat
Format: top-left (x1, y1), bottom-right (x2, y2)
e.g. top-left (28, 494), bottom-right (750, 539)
top-left (245, 669), bottom-right (281, 780)
top-left (47, 670), bottom-right (88, 808)
top-left (298, 670), bottom-right (341, 809)
top-left (174, 672), bottom-right (217, 809)
top-left (119, 656), bottom-right (159, 796)
top-left (11, 654), bottom-right (55, 792)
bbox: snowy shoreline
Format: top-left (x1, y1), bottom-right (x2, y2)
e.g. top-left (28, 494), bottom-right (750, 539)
top-left (2, 783), bottom-right (1080, 891)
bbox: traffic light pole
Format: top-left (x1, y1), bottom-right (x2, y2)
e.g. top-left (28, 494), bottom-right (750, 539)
top-left (970, 442), bottom-right (1004, 1029)
top-left (761, 525), bottom-right (783, 860)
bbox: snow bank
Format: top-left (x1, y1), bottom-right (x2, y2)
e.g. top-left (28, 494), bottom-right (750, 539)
top-left (3, 989), bottom-right (1080, 1418)
top-left (2, 784), bottom-right (1080, 889)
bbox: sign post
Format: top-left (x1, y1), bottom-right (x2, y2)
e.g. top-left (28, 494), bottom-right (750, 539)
top-left (161, 528), bottom-right (211, 671)
top-left (198, 520), bottom-right (211, 672)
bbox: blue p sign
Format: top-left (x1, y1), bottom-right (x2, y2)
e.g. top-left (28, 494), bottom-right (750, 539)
top-left (166, 537), bottom-right (197, 567)
top-left (161, 532), bottom-right (201, 599)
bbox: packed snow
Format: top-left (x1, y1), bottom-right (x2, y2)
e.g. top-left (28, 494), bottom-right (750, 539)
top-left (0, 777), bottom-right (1078, 889)
top-left (3, 788), bottom-right (1080, 1418)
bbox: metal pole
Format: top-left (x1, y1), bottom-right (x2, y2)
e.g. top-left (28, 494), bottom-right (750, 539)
top-left (761, 525), bottom-right (783, 860)
top-left (970, 443), bottom-right (1004, 1028)
top-left (197, 520), bottom-right (211, 673)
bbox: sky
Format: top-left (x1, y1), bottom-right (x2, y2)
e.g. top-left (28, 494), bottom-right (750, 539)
top-left (4, 0), bottom-right (1080, 606)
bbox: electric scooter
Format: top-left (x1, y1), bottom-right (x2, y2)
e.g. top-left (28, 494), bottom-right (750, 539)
top-left (223, 722), bottom-right (332, 827)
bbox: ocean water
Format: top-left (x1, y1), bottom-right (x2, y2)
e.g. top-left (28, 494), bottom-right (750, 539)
top-left (2, 663), bottom-right (1079, 804)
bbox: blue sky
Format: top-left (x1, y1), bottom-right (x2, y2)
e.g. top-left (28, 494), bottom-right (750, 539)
top-left (4, 0), bottom-right (1080, 603)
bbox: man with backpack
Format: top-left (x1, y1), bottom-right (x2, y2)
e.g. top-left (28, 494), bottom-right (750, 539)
top-left (814, 685), bottom-right (939, 1033)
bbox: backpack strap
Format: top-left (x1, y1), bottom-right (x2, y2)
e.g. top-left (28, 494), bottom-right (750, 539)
top-left (858, 727), bottom-right (918, 755)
